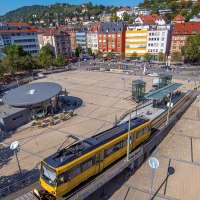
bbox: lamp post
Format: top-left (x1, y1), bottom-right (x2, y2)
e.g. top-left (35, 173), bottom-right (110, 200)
top-left (149, 157), bottom-right (159, 200)
top-left (10, 141), bottom-right (22, 175)
top-left (122, 76), bottom-right (125, 99)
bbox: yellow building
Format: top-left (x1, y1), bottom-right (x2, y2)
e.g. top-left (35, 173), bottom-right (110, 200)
top-left (125, 25), bottom-right (149, 57)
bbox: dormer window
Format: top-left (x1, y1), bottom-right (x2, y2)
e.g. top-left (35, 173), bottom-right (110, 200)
top-left (192, 30), bottom-right (197, 33)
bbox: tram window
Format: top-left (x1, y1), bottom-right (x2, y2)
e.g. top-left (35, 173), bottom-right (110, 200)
top-left (143, 127), bottom-right (149, 133)
top-left (136, 129), bottom-right (144, 138)
top-left (114, 142), bottom-right (121, 151)
top-left (69, 166), bottom-right (81, 179)
top-left (105, 146), bottom-right (115, 157)
top-left (122, 139), bottom-right (127, 147)
top-left (82, 158), bottom-right (93, 172)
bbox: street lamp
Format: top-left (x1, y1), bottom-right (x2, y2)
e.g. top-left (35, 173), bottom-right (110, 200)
top-left (10, 141), bottom-right (22, 175)
top-left (122, 76), bottom-right (125, 99)
top-left (149, 157), bottom-right (159, 200)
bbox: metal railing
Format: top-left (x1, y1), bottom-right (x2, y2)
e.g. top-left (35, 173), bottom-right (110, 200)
top-left (114, 99), bottom-right (153, 126)
top-left (0, 171), bottom-right (39, 198)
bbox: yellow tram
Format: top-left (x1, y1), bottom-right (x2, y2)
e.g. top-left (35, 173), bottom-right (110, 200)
top-left (39, 117), bottom-right (151, 198)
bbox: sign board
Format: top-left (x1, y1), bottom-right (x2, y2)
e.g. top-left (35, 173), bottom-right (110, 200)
top-left (149, 157), bottom-right (159, 169)
top-left (167, 102), bottom-right (173, 108)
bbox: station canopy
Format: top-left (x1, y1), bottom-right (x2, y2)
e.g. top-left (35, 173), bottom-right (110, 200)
top-left (144, 83), bottom-right (182, 100)
top-left (3, 82), bottom-right (62, 107)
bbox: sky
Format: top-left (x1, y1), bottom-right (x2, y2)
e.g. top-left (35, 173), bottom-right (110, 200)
top-left (0, 0), bottom-right (143, 16)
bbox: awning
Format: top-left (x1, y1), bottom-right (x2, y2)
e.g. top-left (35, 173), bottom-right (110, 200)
top-left (144, 83), bottom-right (182, 100)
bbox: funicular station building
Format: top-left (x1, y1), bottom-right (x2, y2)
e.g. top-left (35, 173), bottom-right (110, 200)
top-left (1, 82), bottom-right (63, 131)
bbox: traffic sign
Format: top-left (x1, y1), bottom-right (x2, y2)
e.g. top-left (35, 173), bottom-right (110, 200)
top-left (149, 157), bottom-right (159, 169)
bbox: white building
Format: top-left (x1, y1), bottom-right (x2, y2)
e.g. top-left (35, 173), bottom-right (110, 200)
top-left (138, 9), bottom-right (151, 15)
top-left (190, 14), bottom-right (200, 22)
top-left (117, 7), bottom-right (132, 20)
top-left (159, 9), bottom-right (172, 15)
top-left (147, 25), bottom-right (172, 59)
top-left (76, 30), bottom-right (87, 53)
top-left (0, 22), bottom-right (39, 55)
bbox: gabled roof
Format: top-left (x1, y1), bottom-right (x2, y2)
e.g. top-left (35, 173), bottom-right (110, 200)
top-left (136, 14), bottom-right (166, 25)
top-left (43, 26), bottom-right (69, 36)
top-left (172, 14), bottom-right (185, 22)
top-left (172, 22), bottom-right (200, 35)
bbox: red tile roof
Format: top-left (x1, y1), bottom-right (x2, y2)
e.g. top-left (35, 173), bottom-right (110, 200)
top-left (172, 22), bottom-right (200, 35)
top-left (0, 22), bottom-right (37, 33)
top-left (172, 14), bottom-right (185, 22)
top-left (137, 14), bottom-right (166, 25)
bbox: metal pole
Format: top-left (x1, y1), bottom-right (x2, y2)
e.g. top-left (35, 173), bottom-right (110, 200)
top-left (166, 90), bottom-right (172, 125)
top-left (123, 79), bottom-right (125, 99)
top-left (127, 113), bottom-right (131, 162)
top-left (150, 168), bottom-right (155, 200)
top-left (15, 150), bottom-right (22, 175)
top-left (79, 57), bottom-right (80, 70)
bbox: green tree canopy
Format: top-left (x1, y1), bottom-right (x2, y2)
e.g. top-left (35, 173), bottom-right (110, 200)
top-left (143, 53), bottom-right (152, 61)
top-left (75, 44), bottom-right (83, 57)
top-left (2, 44), bottom-right (34, 74)
top-left (55, 54), bottom-right (68, 67)
top-left (39, 45), bottom-right (54, 68)
top-left (3, 44), bottom-right (28, 57)
top-left (107, 52), bottom-right (114, 59)
top-left (158, 52), bottom-right (165, 61)
top-left (95, 51), bottom-right (103, 58)
top-left (181, 33), bottom-right (200, 62)
top-left (87, 48), bottom-right (92, 56)
top-left (130, 52), bottom-right (138, 60)
top-left (123, 12), bottom-right (130, 21)
top-left (172, 51), bottom-right (182, 62)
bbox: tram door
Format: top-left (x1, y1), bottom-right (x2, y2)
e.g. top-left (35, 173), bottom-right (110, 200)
top-left (95, 151), bottom-right (104, 174)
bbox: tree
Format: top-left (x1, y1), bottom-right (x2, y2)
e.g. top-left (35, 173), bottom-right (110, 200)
top-left (130, 52), bottom-right (138, 60)
top-left (111, 14), bottom-right (119, 22)
top-left (123, 12), bottom-right (130, 22)
top-left (39, 45), bottom-right (54, 68)
top-left (87, 48), bottom-right (92, 56)
top-left (2, 44), bottom-right (33, 74)
top-left (172, 51), bottom-right (182, 62)
top-left (75, 44), bottom-right (83, 57)
top-left (158, 52), bottom-right (165, 61)
top-left (95, 51), bottom-right (103, 58)
top-left (143, 53), bottom-right (152, 61)
top-left (3, 44), bottom-right (28, 57)
top-left (55, 54), bottom-right (68, 67)
top-left (107, 52), bottom-right (114, 59)
top-left (181, 33), bottom-right (200, 62)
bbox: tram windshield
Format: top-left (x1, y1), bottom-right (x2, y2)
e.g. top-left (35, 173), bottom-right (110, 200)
top-left (41, 163), bottom-right (56, 186)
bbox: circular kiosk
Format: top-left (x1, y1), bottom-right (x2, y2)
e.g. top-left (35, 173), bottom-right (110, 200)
top-left (3, 82), bottom-right (62, 119)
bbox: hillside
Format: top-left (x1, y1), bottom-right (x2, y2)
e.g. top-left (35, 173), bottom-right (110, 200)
top-left (139, 0), bottom-right (200, 21)
top-left (0, 3), bottom-right (119, 25)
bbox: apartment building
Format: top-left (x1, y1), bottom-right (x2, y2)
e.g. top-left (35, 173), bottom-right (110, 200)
top-left (147, 25), bottom-right (172, 59)
top-left (125, 25), bottom-right (149, 57)
top-left (134, 14), bottom-right (167, 26)
top-left (99, 14), bottom-right (112, 22)
top-left (76, 29), bottom-right (87, 53)
top-left (98, 22), bottom-right (125, 56)
top-left (171, 14), bottom-right (185, 24)
top-left (87, 23), bottom-right (100, 53)
top-left (43, 27), bottom-right (71, 57)
top-left (0, 22), bottom-right (39, 55)
top-left (170, 22), bottom-right (200, 55)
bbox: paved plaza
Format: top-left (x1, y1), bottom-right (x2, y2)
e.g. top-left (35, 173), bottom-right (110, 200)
top-left (0, 70), bottom-right (198, 199)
